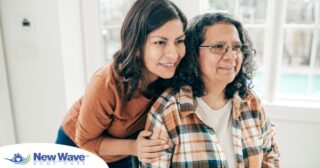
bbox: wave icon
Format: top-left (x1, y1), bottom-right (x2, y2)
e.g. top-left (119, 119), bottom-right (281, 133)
top-left (4, 153), bottom-right (31, 165)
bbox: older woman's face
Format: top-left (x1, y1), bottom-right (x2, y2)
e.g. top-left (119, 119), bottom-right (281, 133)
top-left (199, 23), bottom-right (243, 86)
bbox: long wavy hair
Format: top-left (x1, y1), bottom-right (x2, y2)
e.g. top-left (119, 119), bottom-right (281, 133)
top-left (113, 0), bottom-right (187, 100)
top-left (172, 13), bottom-right (256, 99)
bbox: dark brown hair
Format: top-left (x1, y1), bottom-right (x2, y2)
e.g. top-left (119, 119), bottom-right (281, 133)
top-left (172, 13), bottom-right (256, 99)
top-left (113, 0), bottom-right (187, 100)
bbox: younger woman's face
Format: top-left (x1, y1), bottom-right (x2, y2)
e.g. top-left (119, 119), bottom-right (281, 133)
top-left (143, 19), bottom-right (185, 83)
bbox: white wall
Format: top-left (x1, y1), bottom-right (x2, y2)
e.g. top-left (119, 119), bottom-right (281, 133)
top-left (265, 105), bottom-right (320, 168)
top-left (0, 0), bottom-right (85, 144)
top-left (171, 0), bottom-right (201, 20)
top-left (80, 0), bottom-right (105, 80)
top-left (57, 0), bottom-right (86, 107)
top-left (0, 15), bottom-right (16, 145)
top-left (272, 119), bottom-right (320, 168)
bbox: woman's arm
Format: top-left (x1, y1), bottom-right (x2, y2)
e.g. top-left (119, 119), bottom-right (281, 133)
top-left (99, 130), bottom-right (168, 160)
top-left (74, 67), bottom-right (168, 163)
top-left (142, 110), bottom-right (173, 168)
top-left (260, 106), bottom-right (280, 168)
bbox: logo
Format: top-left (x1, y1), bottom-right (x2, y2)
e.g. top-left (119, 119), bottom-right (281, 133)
top-left (0, 143), bottom-right (108, 168)
top-left (4, 153), bottom-right (31, 165)
top-left (32, 152), bottom-right (87, 166)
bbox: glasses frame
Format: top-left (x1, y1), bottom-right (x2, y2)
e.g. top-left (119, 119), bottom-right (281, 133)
top-left (199, 44), bottom-right (255, 55)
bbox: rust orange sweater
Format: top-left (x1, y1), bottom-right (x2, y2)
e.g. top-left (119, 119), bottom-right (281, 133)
top-left (61, 64), bottom-right (151, 162)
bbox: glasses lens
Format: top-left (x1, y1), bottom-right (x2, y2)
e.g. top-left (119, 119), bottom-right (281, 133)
top-left (232, 45), bottom-right (242, 54)
top-left (210, 44), bottom-right (224, 54)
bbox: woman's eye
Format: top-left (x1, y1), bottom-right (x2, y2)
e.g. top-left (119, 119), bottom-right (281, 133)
top-left (154, 41), bottom-right (166, 45)
top-left (212, 44), bottom-right (224, 49)
top-left (234, 45), bottom-right (241, 48)
top-left (232, 45), bottom-right (242, 51)
top-left (176, 39), bottom-right (185, 44)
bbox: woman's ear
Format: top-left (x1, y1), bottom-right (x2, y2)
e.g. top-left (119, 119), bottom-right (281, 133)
top-left (136, 50), bottom-right (143, 65)
top-left (136, 50), bottom-right (141, 56)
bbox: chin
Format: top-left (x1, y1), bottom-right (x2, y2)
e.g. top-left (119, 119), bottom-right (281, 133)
top-left (159, 73), bottom-right (174, 79)
top-left (221, 76), bottom-right (236, 84)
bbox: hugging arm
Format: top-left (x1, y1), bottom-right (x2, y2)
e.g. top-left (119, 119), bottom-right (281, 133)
top-left (142, 111), bottom-right (173, 168)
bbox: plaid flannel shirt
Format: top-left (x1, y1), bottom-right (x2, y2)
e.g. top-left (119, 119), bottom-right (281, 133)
top-left (144, 86), bottom-right (280, 168)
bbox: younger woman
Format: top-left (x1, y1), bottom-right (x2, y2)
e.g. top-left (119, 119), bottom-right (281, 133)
top-left (56, 0), bottom-right (187, 167)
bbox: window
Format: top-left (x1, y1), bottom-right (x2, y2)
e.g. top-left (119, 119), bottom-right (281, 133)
top-left (100, 0), bottom-right (136, 62)
top-left (280, 0), bottom-right (320, 99)
top-left (201, 0), bottom-right (320, 101)
top-left (98, 0), bottom-right (320, 102)
top-left (202, 0), bottom-right (268, 95)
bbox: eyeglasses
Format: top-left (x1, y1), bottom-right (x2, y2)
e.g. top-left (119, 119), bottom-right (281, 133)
top-left (199, 43), bottom-right (250, 55)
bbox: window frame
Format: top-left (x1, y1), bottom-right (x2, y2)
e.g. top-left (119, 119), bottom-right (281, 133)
top-left (80, 0), bottom-right (105, 81)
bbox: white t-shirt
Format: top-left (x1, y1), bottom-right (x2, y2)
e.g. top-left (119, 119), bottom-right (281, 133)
top-left (196, 97), bottom-right (236, 168)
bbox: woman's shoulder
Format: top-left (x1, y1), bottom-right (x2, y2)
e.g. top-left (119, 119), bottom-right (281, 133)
top-left (158, 85), bottom-right (193, 103)
top-left (150, 85), bottom-right (194, 116)
top-left (152, 87), bottom-right (178, 111)
top-left (240, 89), bottom-right (261, 104)
top-left (233, 89), bottom-right (261, 111)
top-left (148, 86), bottom-right (195, 135)
top-left (91, 63), bottom-right (117, 79)
top-left (235, 89), bottom-right (266, 118)
top-left (243, 90), bottom-right (271, 125)
top-left (84, 63), bottom-right (121, 97)
top-left (88, 63), bottom-right (121, 85)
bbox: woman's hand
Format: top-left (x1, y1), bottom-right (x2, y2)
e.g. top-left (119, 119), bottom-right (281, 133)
top-left (134, 130), bottom-right (169, 164)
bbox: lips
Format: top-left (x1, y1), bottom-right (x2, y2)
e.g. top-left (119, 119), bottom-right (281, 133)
top-left (159, 62), bottom-right (176, 67)
top-left (218, 66), bottom-right (235, 69)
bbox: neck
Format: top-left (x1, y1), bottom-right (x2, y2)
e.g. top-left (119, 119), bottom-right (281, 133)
top-left (142, 69), bottom-right (158, 87)
top-left (202, 79), bottom-right (228, 110)
top-left (139, 72), bottom-right (152, 89)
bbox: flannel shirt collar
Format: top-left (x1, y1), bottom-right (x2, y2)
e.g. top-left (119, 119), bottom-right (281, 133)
top-left (177, 85), bottom-right (255, 121)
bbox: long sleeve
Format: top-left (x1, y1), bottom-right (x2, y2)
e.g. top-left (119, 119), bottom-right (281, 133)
top-left (143, 110), bottom-right (173, 168)
top-left (62, 64), bottom-right (152, 162)
top-left (233, 90), bottom-right (280, 167)
top-left (260, 106), bottom-right (280, 168)
top-left (74, 73), bottom-right (116, 158)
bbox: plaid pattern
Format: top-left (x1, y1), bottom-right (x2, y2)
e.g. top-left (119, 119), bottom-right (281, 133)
top-left (144, 86), bottom-right (280, 168)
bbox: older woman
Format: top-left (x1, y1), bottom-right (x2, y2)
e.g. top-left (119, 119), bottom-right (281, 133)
top-left (144, 13), bottom-right (280, 168)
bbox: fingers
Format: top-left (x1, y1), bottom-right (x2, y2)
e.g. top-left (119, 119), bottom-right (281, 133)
top-left (142, 139), bottom-right (166, 147)
top-left (140, 158), bottom-right (157, 164)
top-left (141, 144), bottom-right (169, 153)
top-left (138, 130), bottom-right (152, 138)
top-left (138, 130), bottom-right (168, 147)
top-left (136, 130), bottom-right (171, 164)
top-left (140, 152), bottom-right (161, 164)
top-left (142, 152), bottom-right (162, 159)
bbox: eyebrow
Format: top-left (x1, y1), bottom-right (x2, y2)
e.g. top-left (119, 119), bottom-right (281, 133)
top-left (149, 34), bottom-right (185, 40)
top-left (176, 34), bottom-right (186, 39)
top-left (209, 41), bottom-right (241, 44)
